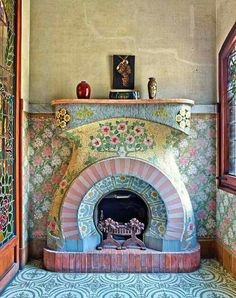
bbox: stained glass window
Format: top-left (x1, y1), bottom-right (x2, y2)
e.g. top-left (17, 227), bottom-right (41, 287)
top-left (0, 0), bottom-right (15, 247)
top-left (228, 44), bottom-right (236, 175)
top-left (219, 23), bottom-right (236, 193)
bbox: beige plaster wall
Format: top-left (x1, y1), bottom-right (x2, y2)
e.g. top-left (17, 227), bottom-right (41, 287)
top-left (21, 0), bottom-right (30, 103)
top-left (216, 0), bottom-right (236, 54)
top-left (29, 0), bottom-right (216, 104)
top-left (216, 0), bottom-right (236, 102)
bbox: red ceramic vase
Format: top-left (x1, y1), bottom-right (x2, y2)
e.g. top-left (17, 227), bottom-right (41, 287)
top-left (76, 81), bottom-right (91, 99)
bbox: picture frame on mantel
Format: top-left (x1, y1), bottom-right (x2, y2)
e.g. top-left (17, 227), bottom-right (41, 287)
top-left (113, 55), bottom-right (135, 90)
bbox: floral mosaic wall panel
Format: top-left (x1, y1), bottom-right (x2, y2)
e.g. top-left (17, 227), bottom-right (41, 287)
top-left (216, 190), bottom-right (236, 253)
top-left (90, 120), bottom-right (155, 157)
top-left (24, 114), bottom-right (217, 242)
top-left (168, 115), bottom-right (217, 239)
top-left (26, 114), bottom-right (72, 240)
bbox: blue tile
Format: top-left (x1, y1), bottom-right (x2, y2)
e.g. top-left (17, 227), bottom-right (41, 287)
top-left (1, 260), bottom-right (236, 298)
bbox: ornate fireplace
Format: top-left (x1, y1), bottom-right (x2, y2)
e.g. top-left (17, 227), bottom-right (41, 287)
top-left (44, 99), bottom-right (200, 272)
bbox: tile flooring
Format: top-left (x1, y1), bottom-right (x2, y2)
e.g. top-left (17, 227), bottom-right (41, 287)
top-left (1, 259), bottom-right (236, 298)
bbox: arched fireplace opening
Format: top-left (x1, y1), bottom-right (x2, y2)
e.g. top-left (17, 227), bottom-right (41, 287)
top-left (94, 189), bottom-right (149, 245)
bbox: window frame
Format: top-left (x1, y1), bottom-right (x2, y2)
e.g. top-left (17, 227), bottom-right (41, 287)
top-left (219, 22), bottom-right (236, 194)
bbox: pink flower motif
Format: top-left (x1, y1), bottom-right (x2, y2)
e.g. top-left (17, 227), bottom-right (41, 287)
top-left (208, 165), bottom-right (216, 175)
top-left (33, 120), bottom-right (43, 129)
top-left (199, 175), bottom-right (206, 183)
top-left (29, 129), bottom-right (35, 138)
top-left (188, 223), bottom-right (194, 231)
top-left (60, 179), bottom-right (67, 189)
top-left (29, 165), bottom-right (34, 175)
top-left (133, 126), bottom-right (144, 135)
top-left (179, 157), bottom-right (188, 166)
top-left (197, 210), bottom-right (206, 219)
top-left (43, 146), bottom-right (52, 157)
top-left (52, 138), bottom-right (60, 147)
top-left (223, 218), bottom-right (229, 225)
top-left (208, 200), bottom-right (216, 211)
top-left (43, 183), bottom-right (52, 193)
top-left (125, 135), bottom-right (135, 144)
top-left (117, 122), bottom-right (127, 133)
top-left (60, 164), bottom-right (68, 175)
top-left (143, 137), bottom-right (153, 146)
top-left (110, 135), bottom-right (120, 145)
top-left (28, 201), bottom-right (33, 212)
top-left (33, 230), bottom-right (44, 237)
top-left (100, 125), bottom-right (110, 135)
top-left (34, 155), bottom-right (43, 166)
top-left (188, 148), bottom-right (196, 156)
top-left (208, 129), bottom-right (215, 137)
top-left (35, 192), bottom-right (42, 202)
top-left (48, 219), bottom-right (57, 231)
top-left (91, 138), bottom-right (101, 148)
top-left (188, 183), bottom-right (197, 193)
top-left (52, 175), bottom-right (61, 184)
top-left (0, 214), bottom-right (8, 231)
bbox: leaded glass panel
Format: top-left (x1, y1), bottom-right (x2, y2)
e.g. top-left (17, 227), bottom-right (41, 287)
top-left (228, 43), bottom-right (236, 176)
top-left (0, 0), bottom-right (15, 247)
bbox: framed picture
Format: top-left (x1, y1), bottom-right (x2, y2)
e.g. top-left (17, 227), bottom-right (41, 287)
top-left (113, 55), bottom-right (135, 90)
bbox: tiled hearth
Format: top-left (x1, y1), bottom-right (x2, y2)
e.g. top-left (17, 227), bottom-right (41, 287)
top-left (44, 99), bottom-right (200, 273)
top-left (44, 246), bottom-right (200, 273)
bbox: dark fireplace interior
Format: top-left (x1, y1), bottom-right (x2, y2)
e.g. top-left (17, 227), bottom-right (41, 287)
top-left (95, 189), bottom-right (148, 241)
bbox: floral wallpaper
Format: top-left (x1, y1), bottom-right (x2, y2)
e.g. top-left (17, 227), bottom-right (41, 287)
top-left (24, 114), bottom-right (72, 241)
top-left (23, 114), bottom-right (217, 243)
top-left (216, 190), bottom-right (236, 253)
top-left (169, 116), bottom-right (217, 239)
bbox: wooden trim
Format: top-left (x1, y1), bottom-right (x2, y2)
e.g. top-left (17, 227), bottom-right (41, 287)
top-left (218, 22), bottom-right (236, 193)
top-left (0, 260), bottom-right (18, 293)
top-left (29, 239), bottom-right (47, 260)
top-left (51, 98), bottom-right (195, 106)
top-left (0, 1), bottom-right (22, 291)
top-left (215, 239), bottom-right (236, 278)
top-left (198, 239), bottom-right (216, 259)
top-left (19, 245), bottom-right (28, 268)
top-left (15, 0), bottom-right (22, 265)
top-left (0, 237), bottom-right (19, 292)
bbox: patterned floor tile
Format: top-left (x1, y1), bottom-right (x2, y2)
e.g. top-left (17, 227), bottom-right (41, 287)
top-left (1, 259), bottom-right (236, 298)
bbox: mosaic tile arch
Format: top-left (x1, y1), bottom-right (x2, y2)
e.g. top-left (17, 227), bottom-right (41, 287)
top-left (73, 174), bottom-right (167, 252)
top-left (49, 157), bottom-right (197, 253)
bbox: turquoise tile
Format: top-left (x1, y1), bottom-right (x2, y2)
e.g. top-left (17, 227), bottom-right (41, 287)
top-left (1, 260), bottom-right (236, 298)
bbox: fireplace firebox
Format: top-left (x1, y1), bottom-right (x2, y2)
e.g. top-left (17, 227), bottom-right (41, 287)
top-left (95, 189), bottom-right (149, 242)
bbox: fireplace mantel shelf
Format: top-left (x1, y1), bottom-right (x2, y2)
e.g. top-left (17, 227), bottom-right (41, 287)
top-left (52, 98), bottom-right (194, 134)
top-left (51, 98), bottom-right (194, 106)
